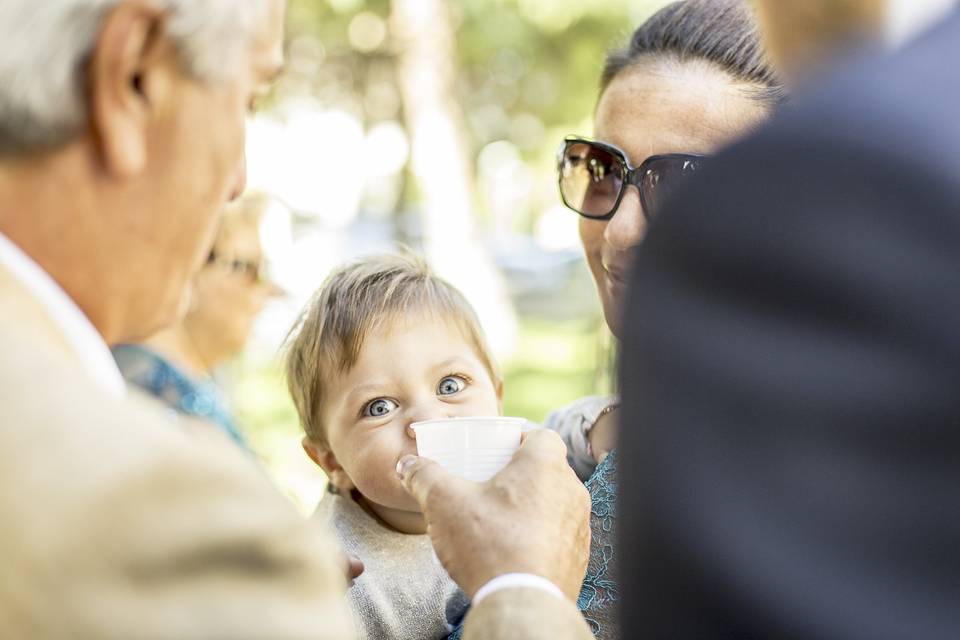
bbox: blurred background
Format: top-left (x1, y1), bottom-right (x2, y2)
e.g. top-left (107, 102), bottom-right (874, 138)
top-left (230, 0), bottom-right (673, 512)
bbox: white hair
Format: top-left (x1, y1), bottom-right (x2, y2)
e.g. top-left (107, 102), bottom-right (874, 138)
top-left (0, 0), bottom-right (272, 155)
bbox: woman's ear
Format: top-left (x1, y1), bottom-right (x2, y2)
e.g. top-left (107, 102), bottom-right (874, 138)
top-left (495, 378), bottom-right (504, 413)
top-left (302, 436), bottom-right (355, 493)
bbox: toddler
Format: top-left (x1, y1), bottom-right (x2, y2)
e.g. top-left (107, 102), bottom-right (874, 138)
top-left (284, 254), bottom-right (502, 639)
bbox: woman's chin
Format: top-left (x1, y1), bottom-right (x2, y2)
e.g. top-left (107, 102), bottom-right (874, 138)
top-left (600, 284), bottom-right (625, 339)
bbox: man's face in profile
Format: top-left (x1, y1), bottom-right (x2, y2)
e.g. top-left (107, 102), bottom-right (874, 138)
top-left (124, 0), bottom-right (286, 340)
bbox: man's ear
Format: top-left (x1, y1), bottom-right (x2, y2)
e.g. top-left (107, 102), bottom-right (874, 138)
top-left (87, 1), bottom-right (167, 177)
top-left (302, 436), bottom-right (355, 493)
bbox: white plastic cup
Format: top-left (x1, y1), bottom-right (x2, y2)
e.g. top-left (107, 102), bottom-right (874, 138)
top-left (410, 416), bottom-right (528, 482)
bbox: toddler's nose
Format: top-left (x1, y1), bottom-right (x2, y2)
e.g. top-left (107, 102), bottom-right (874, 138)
top-left (405, 406), bottom-right (456, 438)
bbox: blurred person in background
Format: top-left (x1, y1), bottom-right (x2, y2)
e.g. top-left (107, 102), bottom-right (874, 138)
top-left (113, 191), bottom-right (280, 451)
top-left (547, 1), bottom-right (783, 636)
top-left (752, 0), bottom-right (884, 83)
top-left (0, 0), bottom-right (592, 637)
top-left (618, 0), bottom-right (960, 638)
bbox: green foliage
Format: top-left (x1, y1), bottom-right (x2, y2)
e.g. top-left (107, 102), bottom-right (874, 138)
top-left (502, 318), bottom-right (613, 423)
top-left (283, 0), bottom-right (671, 164)
top-left (285, 0), bottom-right (666, 133)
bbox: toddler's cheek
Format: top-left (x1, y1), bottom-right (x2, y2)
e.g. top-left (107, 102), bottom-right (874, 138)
top-left (355, 441), bottom-right (422, 508)
top-left (357, 461), bottom-right (410, 504)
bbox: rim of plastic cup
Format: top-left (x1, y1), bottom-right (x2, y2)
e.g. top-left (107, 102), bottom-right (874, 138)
top-left (410, 416), bottom-right (528, 431)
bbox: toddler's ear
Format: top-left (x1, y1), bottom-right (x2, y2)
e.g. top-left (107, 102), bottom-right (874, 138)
top-left (302, 436), bottom-right (355, 493)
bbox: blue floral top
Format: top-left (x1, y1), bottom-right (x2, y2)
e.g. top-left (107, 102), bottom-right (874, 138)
top-left (578, 449), bottom-right (618, 638)
top-left (447, 450), bottom-right (618, 640)
top-left (112, 344), bottom-right (250, 450)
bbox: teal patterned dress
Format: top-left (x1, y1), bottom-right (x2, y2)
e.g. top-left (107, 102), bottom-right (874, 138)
top-left (578, 449), bottom-right (619, 638)
top-left (447, 449), bottom-right (619, 640)
top-left (112, 344), bottom-right (250, 451)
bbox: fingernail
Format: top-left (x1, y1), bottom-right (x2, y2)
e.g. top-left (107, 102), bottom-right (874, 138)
top-left (396, 455), bottom-right (417, 479)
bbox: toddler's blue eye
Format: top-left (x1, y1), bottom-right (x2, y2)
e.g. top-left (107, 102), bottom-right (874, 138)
top-left (437, 375), bottom-right (466, 396)
top-left (364, 398), bottom-right (398, 417)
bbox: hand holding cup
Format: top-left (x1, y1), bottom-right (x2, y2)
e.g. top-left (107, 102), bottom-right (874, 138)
top-left (396, 429), bottom-right (591, 600)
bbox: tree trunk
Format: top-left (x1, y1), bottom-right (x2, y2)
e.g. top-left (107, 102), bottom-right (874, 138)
top-left (390, 0), bottom-right (517, 355)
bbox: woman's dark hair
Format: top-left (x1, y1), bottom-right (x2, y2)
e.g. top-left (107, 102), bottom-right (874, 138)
top-left (602, 0), bottom-right (784, 106)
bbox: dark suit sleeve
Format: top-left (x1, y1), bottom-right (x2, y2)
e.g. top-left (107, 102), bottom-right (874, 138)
top-left (618, 47), bottom-right (960, 640)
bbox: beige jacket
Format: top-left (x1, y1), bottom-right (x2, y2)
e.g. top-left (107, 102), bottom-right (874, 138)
top-left (0, 265), bottom-right (593, 640)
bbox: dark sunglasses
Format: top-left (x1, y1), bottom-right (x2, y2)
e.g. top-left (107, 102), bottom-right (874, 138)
top-left (207, 250), bottom-right (265, 285)
top-left (557, 136), bottom-right (705, 221)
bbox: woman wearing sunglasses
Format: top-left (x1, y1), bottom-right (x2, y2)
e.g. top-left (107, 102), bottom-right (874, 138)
top-left (546, 1), bottom-right (784, 637)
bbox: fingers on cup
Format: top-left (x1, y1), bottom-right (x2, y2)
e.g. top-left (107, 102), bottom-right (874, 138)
top-left (517, 428), bottom-right (569, 463)
top-left (348, 555), bottom-right (365, 581)
top-left (397, 454), bottom-right (463, 508)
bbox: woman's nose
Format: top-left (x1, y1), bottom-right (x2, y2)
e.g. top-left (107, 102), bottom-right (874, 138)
top-left (604, 187), bottom-right (647, 251)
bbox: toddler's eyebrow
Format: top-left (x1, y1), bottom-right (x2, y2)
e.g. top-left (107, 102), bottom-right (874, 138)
top-left (345, 382), bottom-right (392, 407)
top-left (432, 356), bottom-right (473, 372)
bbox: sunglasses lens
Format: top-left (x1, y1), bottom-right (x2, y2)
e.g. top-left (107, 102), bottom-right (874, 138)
top-left (641, 156), bottom-right (703, 218)
top-left (559, 141), bottom-right (625, 218)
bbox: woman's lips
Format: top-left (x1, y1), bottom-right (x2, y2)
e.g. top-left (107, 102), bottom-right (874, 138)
top-left (603, 263), bottom-right (629, 288)
top-left (607, 268), bottom-right (626, 283)
top-left (602, 265), bottom-right (628, 306)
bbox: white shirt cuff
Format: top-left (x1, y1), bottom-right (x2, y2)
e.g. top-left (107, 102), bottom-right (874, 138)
top-left (472, 573), bottom-right (565, 605)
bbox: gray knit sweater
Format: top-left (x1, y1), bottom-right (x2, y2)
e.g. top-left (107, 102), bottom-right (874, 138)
top-left (314, 490), bottom-right (468, 640)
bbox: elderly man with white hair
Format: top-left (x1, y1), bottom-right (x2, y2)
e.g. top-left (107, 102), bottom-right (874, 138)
top-left (0, 1), bottom-right (592, 638)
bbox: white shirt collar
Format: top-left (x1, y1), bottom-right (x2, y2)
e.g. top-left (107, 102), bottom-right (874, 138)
top-left (0, 231), bottom-right (125, 397)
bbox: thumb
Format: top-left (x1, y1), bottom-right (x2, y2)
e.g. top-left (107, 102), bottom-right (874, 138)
top-left (347, 555), bottom-right (365, 581)
top-left (396, 454), bottom-right (469, 510)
